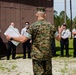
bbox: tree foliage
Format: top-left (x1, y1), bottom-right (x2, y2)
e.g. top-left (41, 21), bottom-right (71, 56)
top-left (54, 10), bottom-right (75, 30)
top-left (73, 16), bottom-right (76, 24)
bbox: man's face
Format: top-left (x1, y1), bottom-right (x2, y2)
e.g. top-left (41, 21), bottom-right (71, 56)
top-left (63, 25), bottom-right (66, 29)
top-left (25, 23), bottom-right (29, 28)
top-left (26, 25), bottom-right (29, 28)
top-left (11, 23), bottom-right (15, 27)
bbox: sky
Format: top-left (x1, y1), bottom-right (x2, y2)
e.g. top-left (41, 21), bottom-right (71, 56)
top-left (54, 0), bottom-right (76, 19)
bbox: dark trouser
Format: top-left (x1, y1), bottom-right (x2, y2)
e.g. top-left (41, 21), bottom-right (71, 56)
top-left (60, 38), bottom-right (69, 56)
top-left (33, 59), bottom-right (52, 75)
top-left (51, 38), bottom-right (56, 56)
top-left (73, 38), bottom-right (76, 57)
top-left (7, 41), bottom-right (16, 59)
top-left (0, 37), bottom-right (7, 58)
top-left (23, 40), bottom-right (31, 58)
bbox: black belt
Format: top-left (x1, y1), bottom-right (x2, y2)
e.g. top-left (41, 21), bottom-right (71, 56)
top-left (74, 38), bottom-right (76, 39)
top-left (61, 38), bottom-right (68, 41)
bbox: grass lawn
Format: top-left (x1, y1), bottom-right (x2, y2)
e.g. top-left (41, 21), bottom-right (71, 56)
top-left (55, 39), bottom-right (73, 57)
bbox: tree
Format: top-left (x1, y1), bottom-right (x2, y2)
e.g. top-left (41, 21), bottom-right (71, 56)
top-left (54, 10), bottom-right (61, 30)
top-left (72, 16), bottom-right (76, 29)
top-left (54, 10), bottom-right (58, 18)
top-left (73, 16), bottom-right (76, 24)
top-left (54, 10), bottom-right (71, 29)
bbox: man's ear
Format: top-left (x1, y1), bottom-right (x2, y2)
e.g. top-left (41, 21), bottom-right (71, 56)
top-left (35, 13), bottom-right (38, 17)
top-left (44, 14), bottom-right (46, 17)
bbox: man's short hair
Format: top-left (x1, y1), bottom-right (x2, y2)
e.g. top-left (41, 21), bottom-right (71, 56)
top-left (37, 7), bottom-right (46, 12)
top-left (63, 23), bottom-right (66, 26)
top-left (25, 22), bottom-right (29, 25)
top-left (25, 22), bottom-right (29, 26)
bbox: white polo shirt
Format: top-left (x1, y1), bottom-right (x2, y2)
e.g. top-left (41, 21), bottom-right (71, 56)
top-left (72, 28), bottom-right (76, 38)
top-left (61, 29), bottom-right (71, 39)
top-left (21, 27), bottom-right (31, 39)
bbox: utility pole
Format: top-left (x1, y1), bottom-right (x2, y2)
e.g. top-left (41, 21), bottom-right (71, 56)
top-left (64, 0), bottom-right (66, 23)
top-left (70, 0), bottom-right (72, 39)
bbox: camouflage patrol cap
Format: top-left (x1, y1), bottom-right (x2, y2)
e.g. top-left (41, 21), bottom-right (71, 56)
top-left (37, 7), bottom-right (46, 12)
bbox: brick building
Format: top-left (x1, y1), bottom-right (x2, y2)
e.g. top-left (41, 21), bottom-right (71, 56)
top-left (0, 0), bottom-right (54, 53)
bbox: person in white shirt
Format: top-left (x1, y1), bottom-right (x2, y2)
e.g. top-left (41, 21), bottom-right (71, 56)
top-left (72, 24), bottom-right (76, 57)
top-left (60, 23), bottom-right (71, 57)
top-left (7, 22), bottom-right (19, 60)
top-left (21, 22), bottom-right (31, 59)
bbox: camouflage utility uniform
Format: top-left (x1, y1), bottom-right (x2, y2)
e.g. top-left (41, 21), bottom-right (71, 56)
top-left (28, 20), bottom-right (56, 75)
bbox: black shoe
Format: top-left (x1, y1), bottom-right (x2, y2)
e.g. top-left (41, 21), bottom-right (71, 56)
top-left (7, 58), bottom-right (9, 60)
top-left (60, 55), bottom-right (64, 57)
top-left (28, 56), bottom-right (31, 58)
top-left (12, 57), bottom-right (16, 60)
top-left (73, 55), bottom-right (76, 58)
top-left (23, 57), bottom-right (26, 59)
top-left (66, 55), bottom-right (69, 58)
top-left (52, 54), bottom-right (56, 57)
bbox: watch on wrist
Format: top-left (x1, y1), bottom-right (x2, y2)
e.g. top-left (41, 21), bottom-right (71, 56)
top-left (10, 37), bottom-right (13, 40)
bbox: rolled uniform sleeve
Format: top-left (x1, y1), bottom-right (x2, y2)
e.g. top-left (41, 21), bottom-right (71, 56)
top-left (50, 25), bottom-right (57, 38)
top-left (50, 25), bottom-right (59, 38)
top-left (72, 29), bottom-right (75, 33)
top-left (54, 31), bottom-right (59, 37)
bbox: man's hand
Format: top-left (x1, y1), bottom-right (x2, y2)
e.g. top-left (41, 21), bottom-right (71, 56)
top-left (55, 25), bottom-right (64, 41)
top-left (30, 40), bottom-right (32, 43)
top-left (58, 25), bottom-right (64, 38)
top-left (6, 35), bottom-right (11, 41)
top-left (58, 25), bottom-right (64, 34)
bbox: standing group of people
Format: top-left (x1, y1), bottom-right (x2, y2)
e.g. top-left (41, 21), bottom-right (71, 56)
top-left (6, 7), bottom-right (64, 75)
top-left (52, 23), bottom-right (76, 58)
top-left (5, 7), bottom-right (76, 75)
top-left (6, 22), bottom-right (31, 60)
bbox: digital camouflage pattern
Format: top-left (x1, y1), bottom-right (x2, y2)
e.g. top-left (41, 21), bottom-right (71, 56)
top-left (28, 20), bottom-right (56, 75)
top-left (29, 20), bottom-right (56, 60)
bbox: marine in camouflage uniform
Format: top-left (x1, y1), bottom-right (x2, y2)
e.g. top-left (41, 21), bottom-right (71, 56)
top-left (28, 7), bottom-right (56, 75)
top-left (6, 7), bottom-right (63, 75)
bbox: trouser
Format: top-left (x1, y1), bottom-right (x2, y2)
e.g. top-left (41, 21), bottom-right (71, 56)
top-left (0, 37), bottom-right (7, 58)
top-left (51, 38), bottom-right (56, 56)
top-left (33, 59), bottom-right (52, 75)
top-left (23, 40), bottom-right (31, 58)
top-left (73, 38), bottom-right (76, 57)
top-left (60, 38), bottom-right (69, 56)
top-left (7, 41), bottom-right (16, 59)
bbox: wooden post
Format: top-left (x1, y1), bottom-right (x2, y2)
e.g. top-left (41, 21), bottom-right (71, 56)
top-left (70, 0), bottom-right (72, 39)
